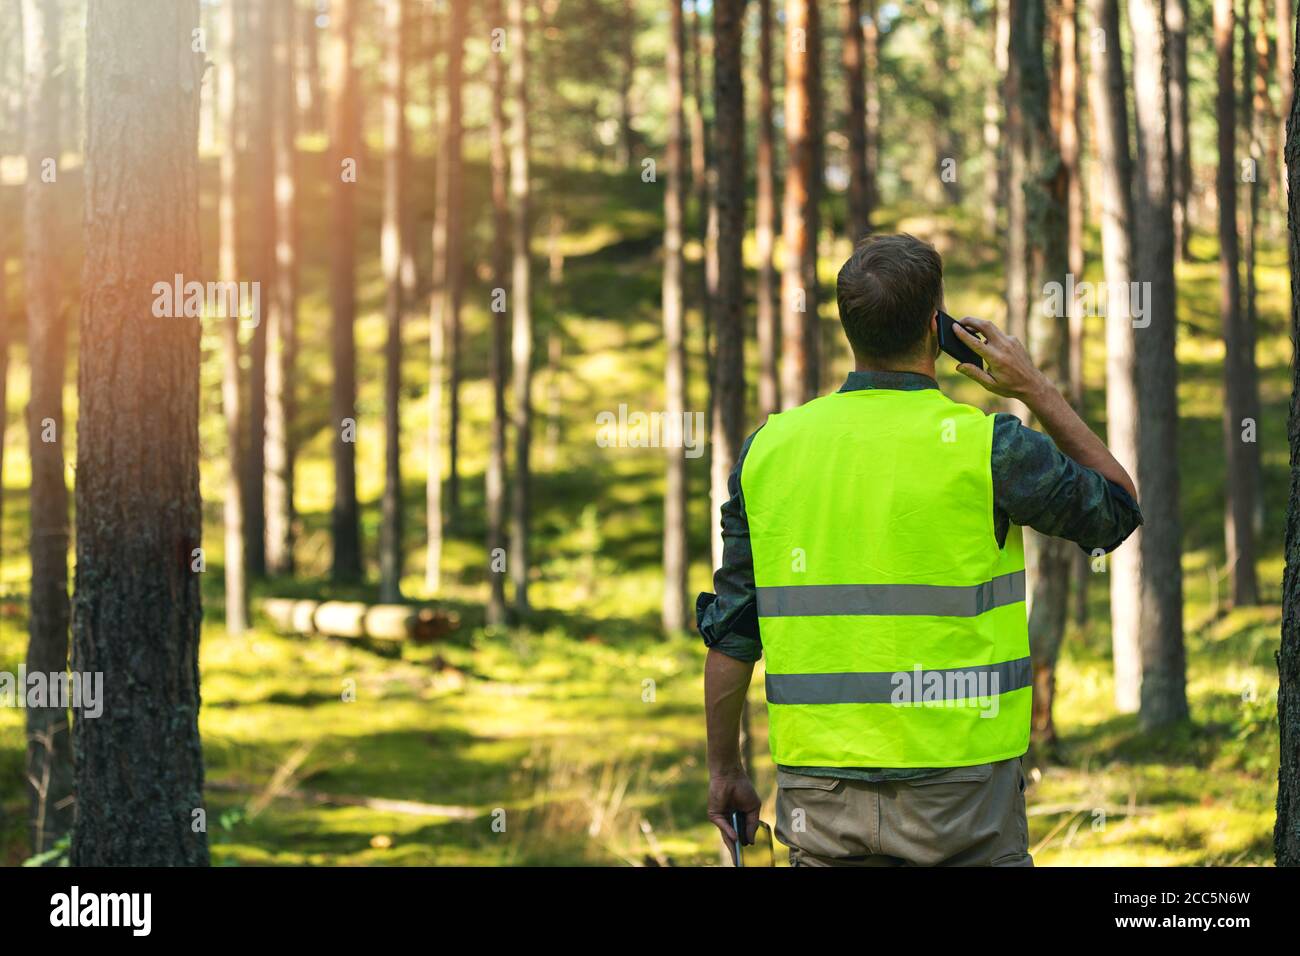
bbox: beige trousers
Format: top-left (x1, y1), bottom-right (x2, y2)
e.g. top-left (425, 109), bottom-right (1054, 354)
top-left (775, 756), bottom-right (1033, 867)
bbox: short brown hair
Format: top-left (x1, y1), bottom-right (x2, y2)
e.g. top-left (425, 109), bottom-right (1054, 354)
top-left (835, 234), bottom-right (944, 361)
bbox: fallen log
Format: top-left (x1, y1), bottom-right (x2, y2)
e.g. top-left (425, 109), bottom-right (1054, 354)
top-left (258, 598), bottom-right (459, 643)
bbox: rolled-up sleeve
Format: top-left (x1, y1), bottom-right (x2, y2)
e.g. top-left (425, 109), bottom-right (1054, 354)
top-left (991, 413), bottom-right (1143, 554)
top-left (697, 430), bottom-right (762, 663)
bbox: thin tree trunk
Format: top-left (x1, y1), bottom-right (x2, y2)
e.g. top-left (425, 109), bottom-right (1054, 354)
top-left (617, 0), bottom-right (636, 168)
top-left (692, 2), bottom-right (718, 397)
top-left (1013, 0), bottom-right (1072, 750)
top-left (445, 0), bottom-right (467, 526)
top-left (1004, 0), bottom-right (1029, 357)
top-left (781, 0), bottom-right (821, 409)
top-left (327, 0), bottom-right (362, 583)
top-left (756, 0), bottom-right (779, 419)
top-left (843, 0), bottom-right (869, 241)
top-left (1127, 0), bottom-right (1189, 728)
top-left (1087, 0), bottom-right (1143, 719)
top-left (428, 0), bottom-right (467, 594)
top-left (21, 0), bottom-right (72, 855)
top-left (984, 0), bottom-right (1008, 235)
top-left (379, 0), bottom-right (409, 604)
top-left (299, 2), bottom-right (325, 135)
top-left (266, 0), bottom-right (299, 578)
top-left (1218, 0), bottom-right (1260, 607)
top-left (1246, 0), bottom-right (1268, 537)
top-left (218, 0), bottom-right (248, 632)
top-left (1279, 0), bottom-right (1294, 194)
top-left (486, 0), bottom-right (510, 628)
top-left (1277, 8), bottom-right (1300, 865)
top-left (508, 0), bottom-right (533, 616)
top-left (1168, 0), bottom-right (1191, 260)
top-left (864, 0), bottom-right (880, 219)
top-left (246, 0), bottom-right (276, 578)
top-left (711, 0), bottom-right (745, 574)
top-left (662, 0), bottom-right (689, 633)
top-left (73, 0), bottom-right (208, 866)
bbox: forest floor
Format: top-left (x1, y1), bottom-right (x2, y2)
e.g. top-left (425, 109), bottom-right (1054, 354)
top-left (0, 149), bottom-right (1286, 865)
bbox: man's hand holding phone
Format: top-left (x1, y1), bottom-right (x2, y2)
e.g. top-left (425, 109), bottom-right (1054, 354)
top-left (949, 316), bottom-right (1051, 403)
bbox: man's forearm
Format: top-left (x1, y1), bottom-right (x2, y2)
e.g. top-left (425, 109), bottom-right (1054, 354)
top-left (705, 649), bottom-right (754, 776)
top-left (1025, 381), bottom-right (1138, 500)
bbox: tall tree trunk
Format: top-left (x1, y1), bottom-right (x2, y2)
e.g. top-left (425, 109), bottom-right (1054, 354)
top-left (617, 0), bottom-right (636, 168)
top-left (1277, 8), bottom-right (1300, 865)
top-left (445, 0), bottom-right (467, 526)
top-left (1127, 0), bottom-right (1189, 728)
top-left (486, 0), bottom-right (510, 627)
top-left (1088, 0), bottom-right (1143, 721)
top-left (1279, 0), bottom-right (1295, 194)
top-left (327, 0), bottom-right (362, 583)
top-left (984, 0), bottom-right (1009, 235)
top-left (863, 0), bottom-right (880, 219)
top-left (1058, 0), bottom-right (1090, 630)
top-left (692, 2), bottom-right (718, 398)
top-left (755, 0), bottom-right (779, 419)
top-left (508, 0), bottom-right (534, 616)
top-left (1013, 0), bottom-right (1072, 749)
top-left (712, 0), bottom-right (745, 573)
top-left (428, 0), bottom-right (467, 594)
top-left (1004, 0), bottom-right (1029, 356)
top-left (266, 0), bottom-right (299, 577)
top-left (21, 0), bottom-right (72, 855)
top-left (1218, 0), bottom-right (1261, 608)
top-left (73, 0), bottom-right (208, 866)
top-left (245, 0), bottom-right (276, 578)
top-left (1246, 0), bottom-right (1269, 536)
top-left (807, 0), bottom-right (825, 394)
top-left (1168, 0), bottom-right (1191, 260)
top-left (219, 0), bottom-right (248, 633)
top-left (843, 0), bottom-right (869, 241)
top-left (662, 0), bottom-right (689, 633)
top-left (781, 0), bottom-right (821, 409)
top-left (299, 2), bottom-right (325, 135)
top-left (379, 0), bottom-right (409, 603)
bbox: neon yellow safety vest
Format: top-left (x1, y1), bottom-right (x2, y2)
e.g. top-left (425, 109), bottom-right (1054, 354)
top-left (741, 386), bottom-right (1031, 768)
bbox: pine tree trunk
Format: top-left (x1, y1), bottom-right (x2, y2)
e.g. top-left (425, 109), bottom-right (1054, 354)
top-left (21, 0), bottom-right (73, 855)
top-left (711, 0), bottom-right (746, 575)
top-left (864, 0), bottom-right (880, 219)
top-left (265, 0), bottom-right (299, 578)
top-left (983, 0), bottom-right (1008, 235)
top-left (245, 0), bottom-right (276, 579)
top-left (218, 0), bottom-right (248, 633)
top-left (299, 2), bottom-right (325, 135)
top-left (1279, 0), bottom-right (1294, 194)
top-left (843, 0), bottom-right (869, 241)
top-left (1127, 0), bottom-right (1189, 728)
top-left (1013, 0), bottom-right (1072, 750)
top-left (1167, 0), bottom-right (1191, 261)
top-left (1277, 8), bottom-right (1300, 864)
top-left (662, 0), bottom-right (689, 633)
top-left (617, 0), bottom-right (636, 168)
top-left (781, 0), bottom-right (821, 409)
top-left (327, 0), bottom-right (362, 583)
top-left (379, 0), bottom-right (409, 603)
top-left (1218, 0), bottom-right (1260, 608)
top-left (755, 0), bottom-right (779, 419)
top-left (486, 0), bottom-right (510, 628)
top-left (73, 0), bottom-right (209, 866)
top-left (508, 0), bottom-right (534, 616)
top-left (444, 0), bottom-right (467, 526)
top-left (1088, 0), bottom-right (1142, 716)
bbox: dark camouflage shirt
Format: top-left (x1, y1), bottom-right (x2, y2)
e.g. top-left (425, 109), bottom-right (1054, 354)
top-left (697, 370), bottom-right (1143, 782)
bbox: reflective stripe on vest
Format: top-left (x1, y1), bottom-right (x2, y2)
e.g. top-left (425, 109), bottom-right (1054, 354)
top-left (740, 387), bottom-right (1032, 769)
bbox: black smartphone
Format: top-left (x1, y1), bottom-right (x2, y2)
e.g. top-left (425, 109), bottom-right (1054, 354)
top-left (936, 310), bottom-right (984, 371)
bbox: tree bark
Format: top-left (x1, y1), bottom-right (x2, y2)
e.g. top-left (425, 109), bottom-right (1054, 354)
top-left (73, 0), bottom-right (208, 866)
top-left (864, 0), bottom-right (880, 219)
top-left (428, 0), bottom-right (467, 594)
top-left (711, 0), bottom-right (746, 574)
top-left (984, 0), bottom-right (1009, 235)
top-left (379, 0), bottom-right (409, 603)
top-left (486, 0), bottom-right (510, 627)
top-left (781, 0), bottom-right (821, 409)
top-left (265, 0), bottom-right (299, 577)
top-left (21, 0), bottom-right (73, 855)
top-left (1279, 0), bottom-right (1295, 193)
top-left (1277, 6), bottom-right (1300, 865)
top-left (327, 0), bottom-right (362, 583)
top-left (218, 0), bottom-right (248, 633)
top-left (1088, 0), bottom-right (1143, 720)
top-left (1013, 0), bottom-right (1072, 750)
top-left (245, 0), bottom-right (276, 578)
top-left (1167, 0), bottom-right (1191, 260)
top-left (1217, 0), bottom-right (1260, 608)
top-left (1126, 0), bottom-right (1189, 728)
top-left (508, 0), bottom-right (533, 616)
top-left (298, 2), bottom-right (325, 135)
top-left (662, 0), bottom-right (689, 633)
top-left (843, 0), bottom-right (869, 241)
top-left (755, 0), bottom-right (779, 419)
